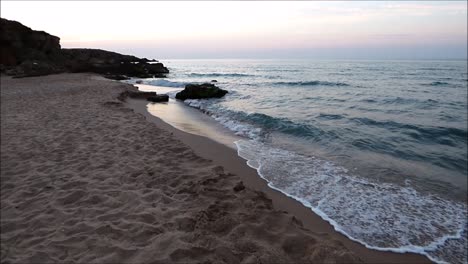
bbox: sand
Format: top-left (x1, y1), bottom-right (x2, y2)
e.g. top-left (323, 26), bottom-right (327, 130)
top-left (0, 73), bottom-right (430, 263)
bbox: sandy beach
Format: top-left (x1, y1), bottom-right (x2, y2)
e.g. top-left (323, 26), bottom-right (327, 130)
top-left (0, 73), bottom-right (431, 263)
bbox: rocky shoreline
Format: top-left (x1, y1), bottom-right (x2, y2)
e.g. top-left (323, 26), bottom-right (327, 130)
top-left (1, 18), bottom-right (230, 102)
top-left (0, 18), bottom-right (169, 79)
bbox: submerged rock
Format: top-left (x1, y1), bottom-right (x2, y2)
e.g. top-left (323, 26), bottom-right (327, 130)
top-left (175, 83), bottom-right (228, 101)
top-left (147, 94), bottom-right (169, 103)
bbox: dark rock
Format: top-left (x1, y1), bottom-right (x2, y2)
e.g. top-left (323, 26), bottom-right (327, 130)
top-left (117, 91), bottom-right (157, 101)
top-left (0, 18), bottom-right (169, 78)
top-left (0, 18), bottom-right (61, 67)
top-left (147, 94), bottom-right (169, 103)
top-left (145, 62), bottom-right (169, 75)
top-left (8, 60), bottom-right (63, 78)
top-left (211, 80), bottom-right (218, 82)
top-left (135, 80), bottom-right (143, 84)
top-left (175, 83), bottom-right (228, 101)
top-left (233, 181), bottom-right (245, 192)
top-left (127, 91), bottom-right (157, 99)
top-left (60, 48), bottom-right (169, 78)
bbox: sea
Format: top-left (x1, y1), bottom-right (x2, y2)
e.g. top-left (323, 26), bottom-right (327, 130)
top-left (127, 59), bottom-right (468, 264)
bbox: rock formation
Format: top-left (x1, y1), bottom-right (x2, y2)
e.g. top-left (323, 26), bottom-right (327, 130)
top-left (61, 48), bottom-right (168, 78)
top-left (0, 18), bottom-right (61, 66)
top-left (175, 83), bottom-right (228, 101)
top-left (0, 18), bottom-right (169, 78)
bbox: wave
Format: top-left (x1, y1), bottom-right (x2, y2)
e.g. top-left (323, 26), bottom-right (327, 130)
top-left (273, 80), bottom-right (350, 87)
top-left (348, 117), bottom-right (467, 171)
top-left (184, 101), bottom-right (321, 139)
top-left (360, 98), bottom-right (378, 103)
top-left (379, 97), bottom-right (440, 107)
top-left (189, 72), bottom-right (255, 77)
top-left (184, 96), bottom-right (466, 172)
top-left (259, 69), bottom-right (302, 73)
top-left (146, 79), bottom-right (187, 88)
top-left (235, 139), bottom-right (467, 264)
top-left (317, 113), bottom-right (346, 120)
top-left (189, 99), bottom-right (466, 147)
top-left (426, 81), bottom-right (451, 86)
top-left (181, 89), bottom-right (467, 264)
top-left (350, 117), bottom-right (467, 144)
top-left (419, 68), bottom-right (456, 71)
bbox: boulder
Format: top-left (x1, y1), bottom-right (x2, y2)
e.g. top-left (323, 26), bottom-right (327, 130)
top-left (211, 80), bottom-right (218, 82)
top-left (147, 94), bottom-right (169, 102)
top-left (175, 83), bottom-right (228, 101)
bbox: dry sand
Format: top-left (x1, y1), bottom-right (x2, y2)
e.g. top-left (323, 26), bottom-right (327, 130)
top-left (0, 73), bottom-right (430, 263)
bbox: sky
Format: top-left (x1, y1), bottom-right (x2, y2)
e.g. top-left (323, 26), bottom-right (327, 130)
top-left (1, 1), bottom-right (467, 60)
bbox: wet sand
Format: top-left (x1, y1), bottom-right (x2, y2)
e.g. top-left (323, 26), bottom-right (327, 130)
top-left (129, 97), bottom-right (432, 264)
top-left (0, 73), bottom-right (430, 263)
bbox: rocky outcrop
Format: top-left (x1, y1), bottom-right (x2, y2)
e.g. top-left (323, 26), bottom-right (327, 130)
top-left (4, 60), bottom-right (64, 78)
top-left (175, 83), bottom-right (228, 101)
top-left (61, 49), bottom-right (168, 78)
top-left (0, 18), bottom-right (169, 78)
top-left (0, 18), bottom-right (61, 67)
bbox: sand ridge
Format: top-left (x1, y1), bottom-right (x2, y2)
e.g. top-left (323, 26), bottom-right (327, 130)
top-left (1, 73), bottom-right (361, 263)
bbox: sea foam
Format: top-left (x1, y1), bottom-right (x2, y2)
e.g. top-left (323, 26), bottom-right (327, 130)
top-left (234, 139), bottom-right (467, 264)
top-left (143, 59), bottom-right (468, 264)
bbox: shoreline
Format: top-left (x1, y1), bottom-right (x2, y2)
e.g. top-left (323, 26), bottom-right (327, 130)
top-left (0, 73), bottom-right (431, 263)
top-left (126, 97), bottom-right (431, 264)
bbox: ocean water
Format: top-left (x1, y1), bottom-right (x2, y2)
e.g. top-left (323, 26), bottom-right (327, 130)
top-left (130, 59), bottom-right (467, 264)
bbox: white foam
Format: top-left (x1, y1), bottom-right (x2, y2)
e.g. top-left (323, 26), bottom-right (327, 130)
top-left (177, 87), bottom-right (467, 264)
top-left (234, 140), bottom-right (467, 264)
top-left (183, 99), bottom-right (263, 139)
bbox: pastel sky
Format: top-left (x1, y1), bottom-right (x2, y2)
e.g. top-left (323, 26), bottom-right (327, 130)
top-left (2, 1), bottom-right (467, 59)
